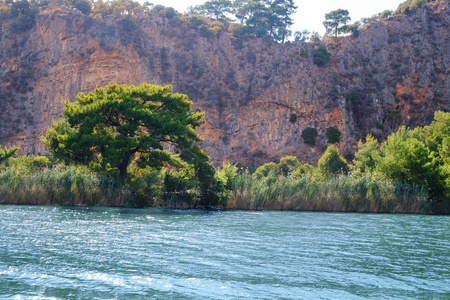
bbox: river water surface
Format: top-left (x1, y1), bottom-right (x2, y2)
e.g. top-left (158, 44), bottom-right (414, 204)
top-left (0, 205), bottom-right (449, 299)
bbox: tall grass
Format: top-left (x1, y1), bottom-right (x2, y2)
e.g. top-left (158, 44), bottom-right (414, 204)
top-left (228, 173), bottom-right (429, 213)
top-left (0, 166), bottom-right (128, 206)
top-left (0, 165), bottom-right (430, 213)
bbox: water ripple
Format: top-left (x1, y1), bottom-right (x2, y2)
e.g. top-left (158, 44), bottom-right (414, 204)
top-left (0, 206), bottom-right (449, 299)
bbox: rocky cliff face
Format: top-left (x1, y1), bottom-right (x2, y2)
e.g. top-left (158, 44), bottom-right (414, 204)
top-left (1, 0), bottom-right (449, 167)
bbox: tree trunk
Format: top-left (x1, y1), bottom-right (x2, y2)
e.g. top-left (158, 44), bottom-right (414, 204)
top-left (118, 151), bottom-right (133, 182)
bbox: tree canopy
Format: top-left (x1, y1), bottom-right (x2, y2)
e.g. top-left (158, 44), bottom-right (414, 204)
top-left (42, 83), bottom-right (205, 181)
top-left (189, 0), bottom-right (233, 20)
top-left (323, 9), bottom-right (351, 37)
top-left (189, 0), bottom-right (297, 42)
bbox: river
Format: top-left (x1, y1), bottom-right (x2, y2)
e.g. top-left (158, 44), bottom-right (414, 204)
top-left (0, 205), bottom-right (449, 299)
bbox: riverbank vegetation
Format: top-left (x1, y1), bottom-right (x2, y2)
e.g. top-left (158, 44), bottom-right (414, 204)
top-left (0, 83), bottom-right (449, 214)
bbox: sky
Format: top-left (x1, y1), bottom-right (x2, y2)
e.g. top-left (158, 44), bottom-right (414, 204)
top-left (146, 0), bottom-right (406, 35)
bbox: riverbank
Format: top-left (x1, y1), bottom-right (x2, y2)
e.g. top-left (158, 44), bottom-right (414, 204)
top-left (0, 166), bottom-right (432, 214)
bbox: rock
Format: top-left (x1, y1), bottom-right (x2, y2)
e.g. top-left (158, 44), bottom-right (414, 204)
top-left (0, 1), bottom-right (449, 167)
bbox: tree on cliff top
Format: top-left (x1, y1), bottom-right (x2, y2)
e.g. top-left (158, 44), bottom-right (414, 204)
top-left (323, 9), bottom-right (351, 37)
top-left (42, 83), bottom-right (205, 182)
top-left (189, 0), bottom-right (232, 20)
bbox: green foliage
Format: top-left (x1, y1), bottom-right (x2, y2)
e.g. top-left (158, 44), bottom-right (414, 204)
top-left (318, 145), bottom-right (349, 178)
top-left (163, 169), bottom-right (196, 207)
top-left (277, 156), bottom-right (301, 176)
top-left (120, 15), bottom-right (137, 31)
top-left (292, 163), bottom-right (314, 178)
top-left (216, 161), bottom-right (238, 190)
top-left (353, 134), bottom-right (379, 175)
top-left (91, 0), bottom-right (147, 19)
top-left (323, 9), bottom-right (351, 37)
top-left (395, 0), bottom-right (429, 15)
top-left (195, 158), bottom-right (227, 207)
top-left (344, 21), bottom-right (360, 37)
top-left (379, 10), bottom-right (393, 20)
top-left (254, 156), bottom-right (310, 179)
top-left (301, 127), bottom-right (318, 146)
top-left (152, 5), bottom-right (178, 19)
top-left (228, 172), bottom-right (427, 213)
top-left (376, 126), bottom-right (446, 202)
top-left (190, 0), bottom-right (232, 20)
top-left (254, 162), bottom-right (277, 178)
top-left (388, 109), bottom-right (402, 122)
top-left (416, 110), bottom-right (450, 162)
top-left (5, 156), bottom-right (52, 174)
top-left (289, 113), bottom-right (297, 123)
top-left (180, 14), bottom-right (227, 38)
top-left (189, 0), bottom-right (296, 42)
top-left (345, 87), bottom-right (362, 111)
top-left (326, 127), bottom-right (341, 143)
top-left (313, 45), bottom-right (331, 67)
top-left (0, 165), bottom-right (125, 206)
top-left (73, 0), bottom-right (92, 15)
top-left (42, 83), bottom-right (205, 181)
top-left (0, 145), bottom-right (19, 165)
top-left (294, 30), bottom-right (310, 42)
top-left (10, 0), bottom-right (38, 32)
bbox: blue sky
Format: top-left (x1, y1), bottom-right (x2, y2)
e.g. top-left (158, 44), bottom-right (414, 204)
top-left (147, 0), bottom-right (406, 35)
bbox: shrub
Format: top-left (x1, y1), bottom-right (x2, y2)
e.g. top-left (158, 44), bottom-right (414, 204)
top-left (6, 156), bottom-right (52, 174)
top-left (74, 0), bottom-right (92, 15)
top-left (277, 156), bottom-right (301, 176)
top-left (313, 45), bottom-right (331, 67)
top-left (395, 0), bottom-right (429, 15)
top-left (318, 145), bottom-right (349, 178)
top-left (326, 127), bottom-right (341, 143)
top-left (289, 113), bottom-right (297, 123)
top-left (388, 109), bottom-right (402, 122)
top-left (10, 0), bottom-right (38, 32)
top-left (254, 162), bottom-right (277, 178)
top-left (152, 5), bottom-right (178, 19)
top-left (301, 127), bottom-right (318, 146)
top-left (345, 87), bottom-right (362, 111)
top-left (121, 16), bottom-right (137, 32)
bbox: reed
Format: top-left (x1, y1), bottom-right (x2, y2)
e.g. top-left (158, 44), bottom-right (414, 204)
top-left (0, 166), bottom-right (128, 206)
top-left (0, 165), bottom-right (430, 213)
top-left (228, 173), bottom-right (429, 213)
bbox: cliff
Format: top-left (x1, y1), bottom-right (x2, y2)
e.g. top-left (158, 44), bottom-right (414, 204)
top-left (1, 0), bottom-right (449, 167)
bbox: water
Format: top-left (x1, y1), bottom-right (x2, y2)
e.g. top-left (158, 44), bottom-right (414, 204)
top-left (0, 205), bottom-right (449, 299)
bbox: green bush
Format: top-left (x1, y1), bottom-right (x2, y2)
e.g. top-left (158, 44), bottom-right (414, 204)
top-left (74, 0), bottom-right (92, 15)
top-left (6, 156), bottom-right (52, 174)
top-left (313, 45), bottom-right (331, 67)
top-left (388, 109), bottom-right (402, 124)
top-left (10, 0), bottom-right (38, 32)
top-left (326, 127), bottom-right (341, 143)
top-left (277, 156), bottom-right (301, 176)
top-left (152, 5), bottom-right (178, 19)
top-left (345, 87), bottom-right (362, 111)
top-left (301, 127), bottom-right (318, 146)
top-left (353, 134), bottom-right (379, 175)
top-left (0, 145), bottom-right (19, 165)
top-left (289, 113), bottom-right (297, 123)
top-left (396, 0), bottom-right (429, 15)
top-left (254, 162), bottom-right (278, 178)
top-left (318, 145), bottom-right (349, 178)
top-left (121, 16), bottom-right (137, 32)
